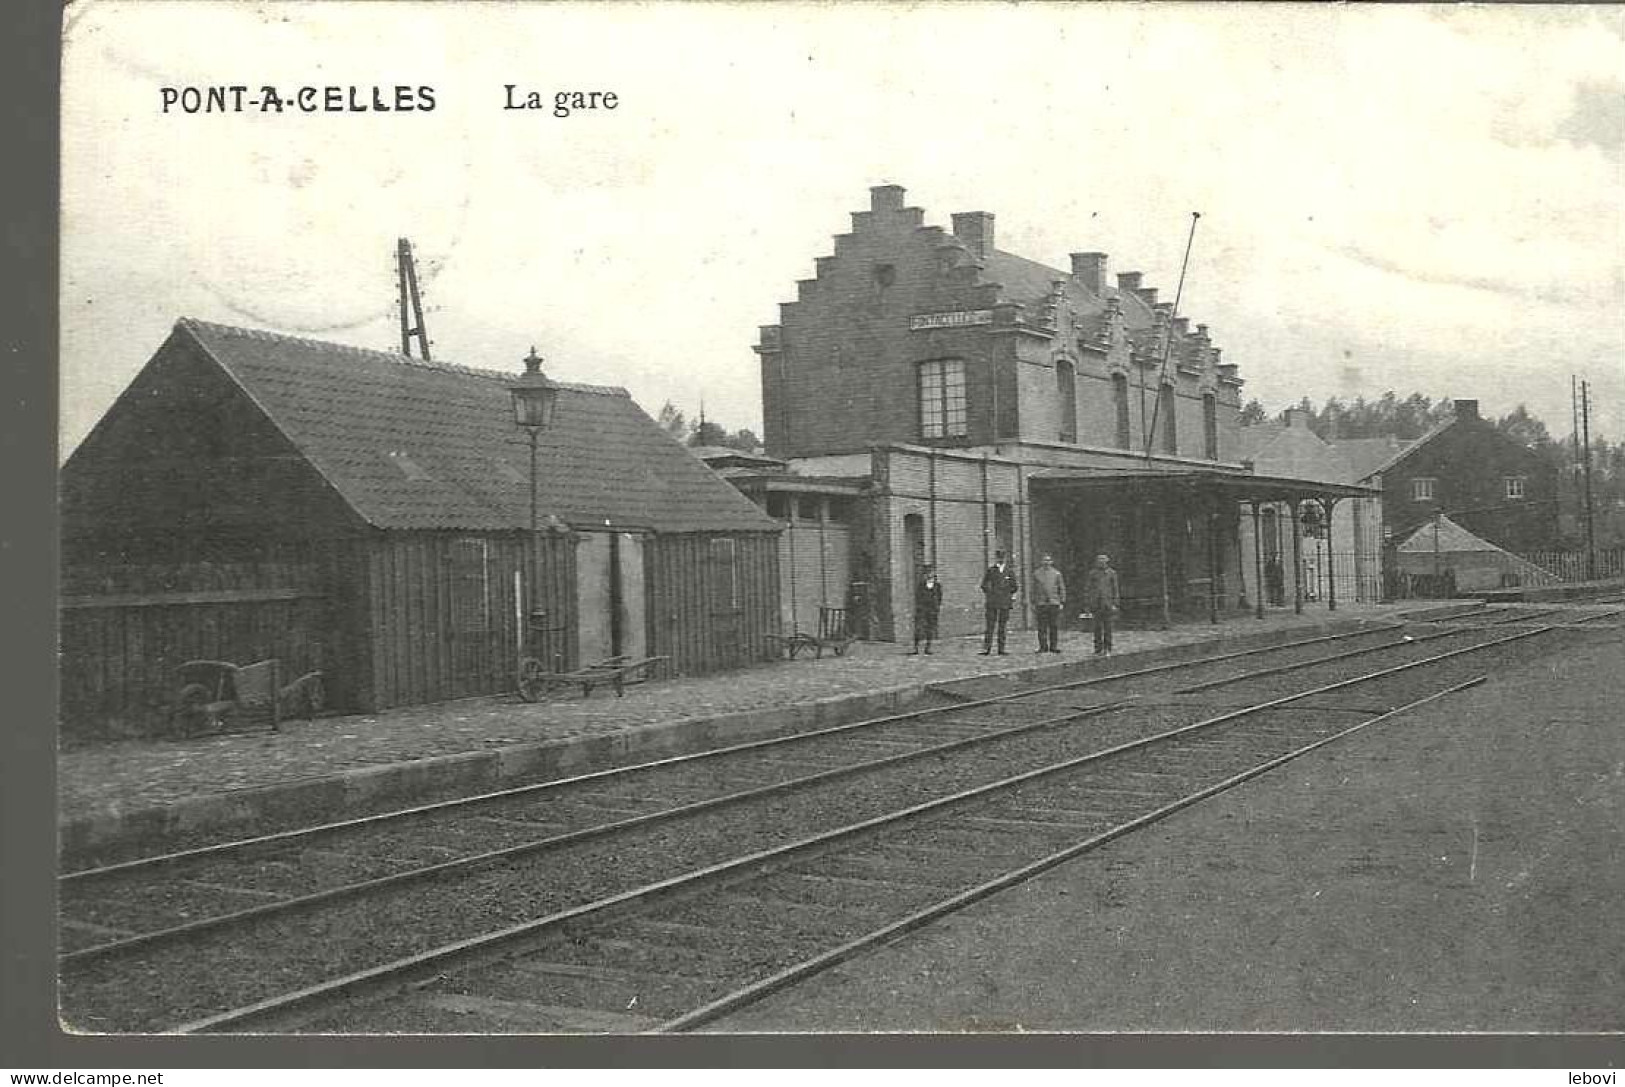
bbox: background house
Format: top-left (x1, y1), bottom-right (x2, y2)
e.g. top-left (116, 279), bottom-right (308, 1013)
top-left (60, 319), bottom-right (782, 739)
top-left (1335, 398), bottom-right (1560, 556)
top-left (1391, 514), bottom-right (1559, 594)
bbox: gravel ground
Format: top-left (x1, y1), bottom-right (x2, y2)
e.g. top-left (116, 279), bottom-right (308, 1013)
top-left (62, 620), bottom-right (1555, 1030)
top-left (58, 605), bottom-right (1416, 823)
top-left (707, 626), bottom-right (1625, 1032)
top-left (66, 627), bottom-right (1416, 942)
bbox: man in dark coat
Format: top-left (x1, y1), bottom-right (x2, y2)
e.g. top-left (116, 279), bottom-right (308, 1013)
top-left (979, 549), bottom-right (1020, 655)
top-left (1082, 553), bottom-right (1121, 655)
top-left (908, 565), bottom-right (943, 655)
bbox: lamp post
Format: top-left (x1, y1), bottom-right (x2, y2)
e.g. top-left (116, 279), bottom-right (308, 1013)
top-left (510, 346), bottom-right (560, 540)
top-left (510, 348), bottom-right (559, 693)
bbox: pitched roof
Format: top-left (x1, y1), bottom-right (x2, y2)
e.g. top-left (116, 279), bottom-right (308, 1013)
top-left (176, 318), bottom-right (778, 534)
top-left (1363, 417), bottom-right (1456, 477)
top-left (1395, 514), bottom-right (1505, 553)
top-left (982, 249), bottom-right (1155, 331)
top-left (1231, 422), bottom-right (1284, 463)
top-left (1329, 436), bottom-right (1412, 482)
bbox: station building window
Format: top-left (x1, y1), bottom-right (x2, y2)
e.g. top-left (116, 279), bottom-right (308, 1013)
top-left (1203, 393), bottom-right (1219, 460)
top-left (1412, 477), bottom-right (1436, 502)
top-left (1056, 359), bottom-right (1077, 443)
top-left (1504, 476), bottom-right (1525, 499)
top-left (918, 359), bottom-right (967, 439)
top-left (1159, 384), bottom-right (1178, 455)
top-left (1113, 373), bottom-right (1131, 449)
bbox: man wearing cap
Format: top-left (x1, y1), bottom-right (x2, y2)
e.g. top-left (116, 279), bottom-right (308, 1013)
top-left (1083, 553), bottom-right (1121, 655)
top-left (979, 549), bottom-right (1020, 656)
top-left (1032, 553), bottom-right (1066, 653)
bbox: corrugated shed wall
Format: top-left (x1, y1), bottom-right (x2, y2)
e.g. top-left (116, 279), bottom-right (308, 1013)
top-left (364, 531), bottom-right (577, 710)
top-left (645, 532), bottom-right (780, 676)
top-left (59, 539), bottom-right (337, 741)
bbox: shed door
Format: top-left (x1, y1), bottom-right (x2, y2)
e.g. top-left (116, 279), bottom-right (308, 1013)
top-left (577, 533), bottom-right (613, 664)
top-left (448, 537), bottom-right (495, 696)
top-left (707, 537), bottom-right (742, 667)
top-left (577, 531), bottom-right (646, 663)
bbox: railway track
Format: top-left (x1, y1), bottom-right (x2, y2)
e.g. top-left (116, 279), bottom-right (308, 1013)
top-left (58, 608), bottom-right (1621, 1033)
top-left (57, 623), bottom-right (1481, 953)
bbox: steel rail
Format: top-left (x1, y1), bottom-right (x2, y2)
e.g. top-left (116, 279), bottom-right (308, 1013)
top-left (655, 675), bottom-right (1489, 1033)
top-left (168, 619), bottom-right (1574, 1034)
top-left (63, 623), bottom-right (1404, 881)
top-left (58, 618), bottom-right (1561, 963)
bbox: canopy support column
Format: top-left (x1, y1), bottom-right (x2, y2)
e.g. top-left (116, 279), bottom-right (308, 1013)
top-left (1250, 501), bottom-right (1265, 620)
top-left (1320, 496), bottom-right (1338, 611)
top-left (1156, 495), bottom-right (1172, 630)
top-left (1206, 493), bottom-right (1220, 625)
top-left (1290, 499), bottom-right (1305, 615)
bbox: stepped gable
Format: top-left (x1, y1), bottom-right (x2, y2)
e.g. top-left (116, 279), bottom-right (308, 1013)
top-left (175, 318), bottom-right (777, 534)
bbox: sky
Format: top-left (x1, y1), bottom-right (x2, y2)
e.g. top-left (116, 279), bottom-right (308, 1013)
top-left (60, 2), bottom-right (1625, 457)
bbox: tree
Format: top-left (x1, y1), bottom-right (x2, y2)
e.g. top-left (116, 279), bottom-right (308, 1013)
top-left (1239, 399), bottom-right (1268, 426)
top-left (1496, 403), bottom-right (1554, 450)
top-left (722, 428), bottom-right (762, 452)
top-left (689, 420), bottom-right (728, 447)
top-left (655, 400), bottom-right (687, 442)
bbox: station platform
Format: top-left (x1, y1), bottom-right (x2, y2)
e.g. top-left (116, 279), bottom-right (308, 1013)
top-left (58, 603), bottom-right (1443, 859)
top-left (1472, 575), bottom-right (1624, 604)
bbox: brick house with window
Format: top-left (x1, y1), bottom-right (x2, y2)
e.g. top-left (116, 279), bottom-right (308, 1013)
top-left (1337, 398), bottom-right (1560, 555)
top-left (739, 185), bottom-right (1367, 640)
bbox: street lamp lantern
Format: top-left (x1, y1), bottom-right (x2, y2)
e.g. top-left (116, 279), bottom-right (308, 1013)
top-left (510, 346), bottom-right (561, 695)
top-left (511, 347), bottom-right (559, 431)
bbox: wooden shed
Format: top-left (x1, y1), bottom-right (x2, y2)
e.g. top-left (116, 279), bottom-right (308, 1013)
top-left (60, 319), bottom-right (782, 739)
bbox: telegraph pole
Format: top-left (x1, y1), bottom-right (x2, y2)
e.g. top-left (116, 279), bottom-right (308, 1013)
top-left (1581, 379), bottom-right (1597, 580)
top-left (1143, 212), bottom-right (1201, 460)
top-left (397, 238), bottom-right (432, 360)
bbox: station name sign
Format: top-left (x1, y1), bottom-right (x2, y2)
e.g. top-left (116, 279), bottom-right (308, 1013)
top-left (909, 309), bottom-right (993, 331)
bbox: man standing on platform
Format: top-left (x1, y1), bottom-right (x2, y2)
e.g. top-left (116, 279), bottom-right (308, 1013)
top-left (1032, 553), bottom-right (1066, 653)
top-left (908, 565), bottom-right (943, 656)
top-left (1083, 553), bottom-right (1121, 656)
top-left (979, 549), bottom-right (1020, 655)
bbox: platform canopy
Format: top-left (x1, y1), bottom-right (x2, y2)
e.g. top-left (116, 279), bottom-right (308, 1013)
top-left (1027, 466), bottom-right (1376, 504)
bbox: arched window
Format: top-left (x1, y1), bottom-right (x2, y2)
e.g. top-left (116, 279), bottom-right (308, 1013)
top-left (1159, 384), bottom-right (1178, 455)
top-left (1203, 393), bottom-right (1219, 459)
top-left (904, 513), bottom-right (926, 578)
top-left (1112, 373), bottom-right (1131, 449)
top-left (1056, 359), bottom-right (1077, 443)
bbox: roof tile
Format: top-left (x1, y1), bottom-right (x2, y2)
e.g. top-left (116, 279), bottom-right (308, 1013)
top-left (177, 319), bottom-right (778, 534)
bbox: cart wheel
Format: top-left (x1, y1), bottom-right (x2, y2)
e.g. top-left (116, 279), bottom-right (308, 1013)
top-left (170, 683), bottom-right (211, 737)
top-left (517, 658), bottom-right (548, 703)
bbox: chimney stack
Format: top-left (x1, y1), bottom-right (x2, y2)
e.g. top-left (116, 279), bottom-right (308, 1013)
top-left (1453, 399), bottom-right (1479, 422)
top-left (951, 212), bottom-right (995, 260)
top-left (1117, 271), bottom-right (1143, 294)
top-left (1284, 408), bottom-right (1312, 429)
top-left (1070, 252), bottom-right (1109, 296)
top-left (870, 185), bottom-right (906, 212)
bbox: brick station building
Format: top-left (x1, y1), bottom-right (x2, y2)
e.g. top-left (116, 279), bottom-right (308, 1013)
top-left (736, 184), bottom-right (1369, 641)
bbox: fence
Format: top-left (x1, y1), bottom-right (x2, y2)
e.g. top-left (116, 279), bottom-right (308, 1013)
top-left (60, 545), bottom-right (329, 744)
top-left (1517, 546), bottom-right (1625, 583)
top-left (1384, 544), bottom-right (1625, 601)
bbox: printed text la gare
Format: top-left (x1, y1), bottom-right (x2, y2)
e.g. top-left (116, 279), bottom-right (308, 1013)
top-left (504, 85), bottom-right (619, 118)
